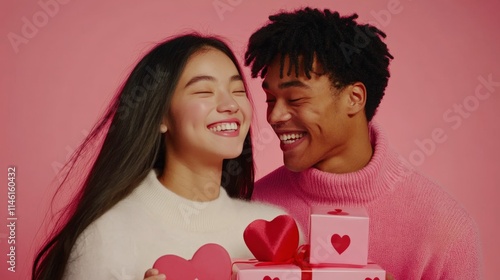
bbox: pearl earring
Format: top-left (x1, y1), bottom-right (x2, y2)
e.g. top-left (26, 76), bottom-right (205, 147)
top-left (160, 124), bottom-right (167, 133)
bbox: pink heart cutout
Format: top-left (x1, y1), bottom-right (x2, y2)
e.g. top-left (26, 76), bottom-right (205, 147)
top-left (263, 276), bottom-right (280, 280)
top-left (331, 234), bottom-right (351, 254)
top-left (153, 243), bottom-right (231, 280)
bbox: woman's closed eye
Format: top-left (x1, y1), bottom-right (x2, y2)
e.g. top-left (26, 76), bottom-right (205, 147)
top-left (232, 89), bottom-right (246, 96)
top-left (193, 91), bottom-right (214, 95)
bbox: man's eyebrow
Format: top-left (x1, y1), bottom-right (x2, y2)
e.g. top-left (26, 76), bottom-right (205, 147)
top-left (262, 80), bottom-right (310, 90)
top-left (185, 75), bottom-right (242, 88)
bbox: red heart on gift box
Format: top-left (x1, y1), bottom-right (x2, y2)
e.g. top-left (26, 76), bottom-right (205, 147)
top-left (327, 208), bottom-right (349, 215)
top-left (365, 278), bottom-right (380, 280)
top-left (331, 234), bottom-right (351, 254)
top-left (263, 276), bottom-right (280, 280)
top-left (153, 243), bottom-right (231, 280)
top-left (244, 215), bottom-right (299, 262)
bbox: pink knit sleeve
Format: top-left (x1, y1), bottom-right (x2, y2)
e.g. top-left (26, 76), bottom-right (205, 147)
top-left (439, 220), bottom-right (483, 280)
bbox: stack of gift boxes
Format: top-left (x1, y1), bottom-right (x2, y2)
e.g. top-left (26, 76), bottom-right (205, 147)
top-left (233, 205), bottom-right (386, 279)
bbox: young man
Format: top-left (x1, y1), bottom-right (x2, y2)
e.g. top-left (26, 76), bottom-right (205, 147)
top-left (246, 8), bottom-right (482, 280)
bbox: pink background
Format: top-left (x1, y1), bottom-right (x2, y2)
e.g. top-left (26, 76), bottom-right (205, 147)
top-left (1, 0), bottom-right (499, 279)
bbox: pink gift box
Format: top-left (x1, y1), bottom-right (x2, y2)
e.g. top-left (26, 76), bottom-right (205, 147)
top-left (309, 205), bottom-right (369, 266)
top-left (233, 262), bottom-right (385, 280)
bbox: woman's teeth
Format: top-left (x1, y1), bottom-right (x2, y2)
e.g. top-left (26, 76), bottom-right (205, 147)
top-left (209, 122), bottom-right (238, 132)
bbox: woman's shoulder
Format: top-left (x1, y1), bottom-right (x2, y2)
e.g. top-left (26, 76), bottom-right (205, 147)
top-left (73, 192), bottom-right (155, 250)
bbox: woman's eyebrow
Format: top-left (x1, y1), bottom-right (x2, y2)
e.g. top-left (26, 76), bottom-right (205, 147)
top-left (185, 74), bottom-right (242, 88)
top-left (184, 75), bottom-right (216, 88)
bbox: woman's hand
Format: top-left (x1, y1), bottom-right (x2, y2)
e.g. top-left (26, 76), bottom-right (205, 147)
top-left (143, 268), bottom-right (166, 280)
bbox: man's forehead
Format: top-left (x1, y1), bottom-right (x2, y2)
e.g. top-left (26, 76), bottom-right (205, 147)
top-left (268, 54), bottom-right (324, 76)
top-left (262, 79), bottom-right (310, 90)
top-left (262, 55), bottom-right (325, 89)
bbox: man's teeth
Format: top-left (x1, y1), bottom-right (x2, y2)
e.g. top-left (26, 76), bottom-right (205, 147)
top-left (279, 133), bottom-right (305, 144)
top-left (209, 122), bottom-right (238, 132)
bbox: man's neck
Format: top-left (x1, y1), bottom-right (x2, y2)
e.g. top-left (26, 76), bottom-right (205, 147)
top-left (314, 122), bottom-right (373, 174)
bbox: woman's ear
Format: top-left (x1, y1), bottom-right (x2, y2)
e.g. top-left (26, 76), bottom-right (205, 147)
top-left (346, 82), bottom-right (367, 116)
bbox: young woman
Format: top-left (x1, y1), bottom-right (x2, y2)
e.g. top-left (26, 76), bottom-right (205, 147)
top-left (32, 34), bottom-right (288, 280)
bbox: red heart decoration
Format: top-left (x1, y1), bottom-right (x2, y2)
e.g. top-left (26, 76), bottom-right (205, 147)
top-left (330, 234), bottom-right (351, 254)
top-left (263, 276), bottom-right (280, 280)
top-left (365, 278), bottom-right (380, 280)
top-left (244, 215), bottom-right (299, 262)
top-left (327, 209), bottom-right (349, 215)
top-left (153, 243), bottom-right (231, 280)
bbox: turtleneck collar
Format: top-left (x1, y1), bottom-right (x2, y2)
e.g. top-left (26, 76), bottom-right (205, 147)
top-left (131, 169), bottom-right (237, 232)
top-left (290, 122), bottom-right (412, 204)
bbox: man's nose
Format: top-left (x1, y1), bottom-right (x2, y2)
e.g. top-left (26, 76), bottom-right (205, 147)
top-left (267, 100), bottom-right (291, 125)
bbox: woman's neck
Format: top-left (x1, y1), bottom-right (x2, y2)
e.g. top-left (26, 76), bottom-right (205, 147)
top-left (158, 158), bottom-right (222, 202)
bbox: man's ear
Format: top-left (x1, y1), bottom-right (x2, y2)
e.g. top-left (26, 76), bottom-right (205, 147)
top-left (346, 82), bottom-right (367, 116)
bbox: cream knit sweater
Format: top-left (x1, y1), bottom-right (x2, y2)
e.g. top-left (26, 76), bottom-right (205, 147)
top-left (63, 170), bottom-right (287, 280)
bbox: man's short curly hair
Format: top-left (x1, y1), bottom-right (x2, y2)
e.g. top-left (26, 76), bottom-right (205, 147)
top-left (245, 7), bottom-right (394, 121)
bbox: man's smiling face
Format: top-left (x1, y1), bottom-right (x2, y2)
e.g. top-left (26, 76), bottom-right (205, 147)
top-left (262, 56), bottom-right (358, 172)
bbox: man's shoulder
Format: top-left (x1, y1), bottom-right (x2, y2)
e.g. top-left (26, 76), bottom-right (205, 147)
top-left (399, 170), bottom-right (477, 226)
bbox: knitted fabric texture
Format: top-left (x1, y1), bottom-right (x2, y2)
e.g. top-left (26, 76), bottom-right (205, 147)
top-left (253, 123), bottom-right (482, 279)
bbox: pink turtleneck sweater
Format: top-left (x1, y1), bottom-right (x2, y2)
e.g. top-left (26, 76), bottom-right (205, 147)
top-left (253, 123), bottom-right (482, 280)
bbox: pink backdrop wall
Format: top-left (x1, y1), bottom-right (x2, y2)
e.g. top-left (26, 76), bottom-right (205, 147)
top-left (2, 0), bottom-right (499, 279)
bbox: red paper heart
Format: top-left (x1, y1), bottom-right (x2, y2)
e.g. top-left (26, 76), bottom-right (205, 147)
top-left (365, 278), bottom-right (380, 280)
top-left (153, 243), bottom-right (231, 280)
top-left (263, 276), bottom-right (280, 280)
top-left (330, 234), bottom-right (351, 254)
top-left (244, 215), bottom-right (299, 262)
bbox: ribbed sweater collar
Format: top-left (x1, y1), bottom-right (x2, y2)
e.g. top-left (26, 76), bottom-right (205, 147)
top-left (130, 170), bottom-right (236, 232)
top-left (290, 123), bottom-right (410, 204)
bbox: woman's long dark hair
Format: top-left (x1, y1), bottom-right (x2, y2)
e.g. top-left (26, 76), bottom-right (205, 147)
top-left (32, 33), bottom-right (255, 280)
